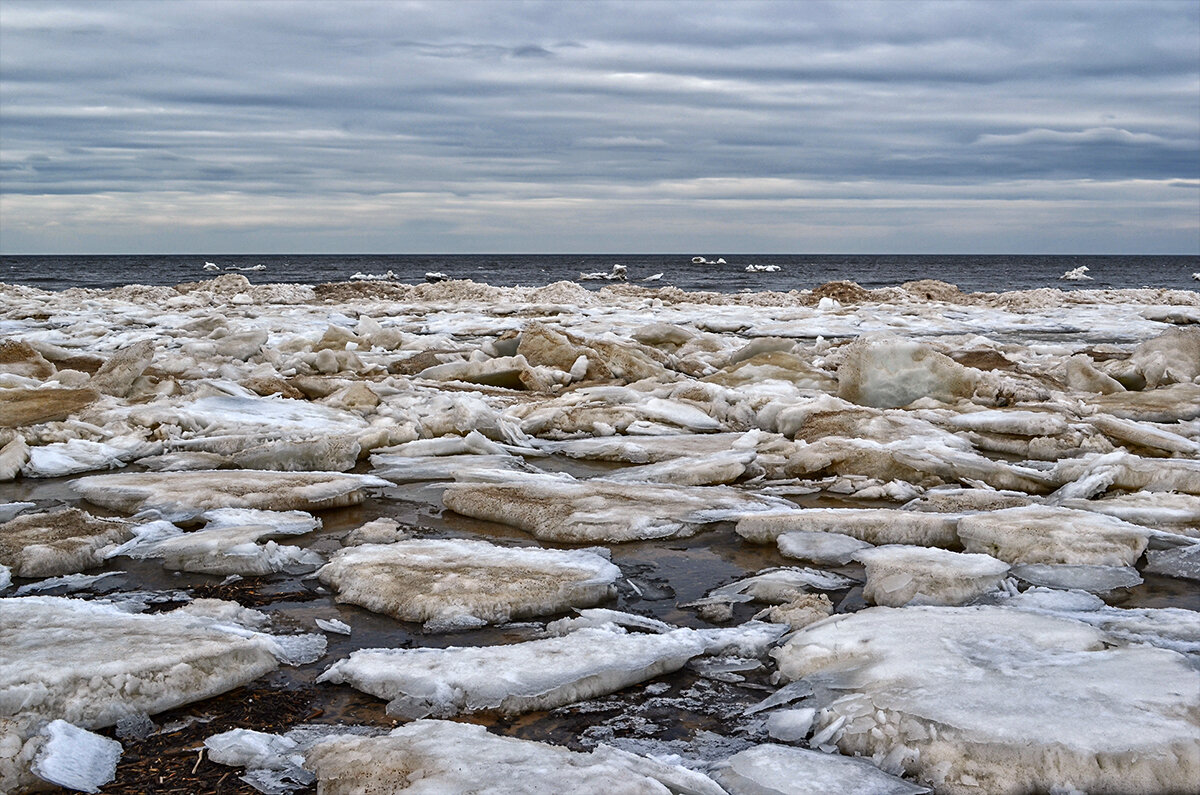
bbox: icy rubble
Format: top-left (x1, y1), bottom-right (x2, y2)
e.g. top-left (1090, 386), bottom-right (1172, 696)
top-left (317, 538), bottom-right (620, 629)
top-left (773, 605), bottom-right (1200, 795)
top-left (303, 719), bottom-right (728, 794)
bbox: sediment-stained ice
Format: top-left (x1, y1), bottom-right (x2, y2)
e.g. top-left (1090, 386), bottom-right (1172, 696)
top-left (444, 471), bottom-right (789, 543)
top-left (0, 507), bottom-right (132, 578)
top-left (737, 508), bottom-right (961, 548)
top-left (715, 744), bottom-right (929, 795)
top-left (318, 625), bottom-right (708, 718)
top-left (773, 605), bottom-right (1200, 795)
top-left (303, 719), bottom-right (728, 794)
top-left (317, 538), bottom-right (619, 629)
top-left (956, 505), bottom-right (1150, 566)
top-left (73, 469), bottom-right (388, 521)
top-left (855, 545), bottom-right (1010, 607)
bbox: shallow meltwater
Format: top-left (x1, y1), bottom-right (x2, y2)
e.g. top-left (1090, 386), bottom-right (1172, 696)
top-left (1, 275), bottom-right (1198, 794)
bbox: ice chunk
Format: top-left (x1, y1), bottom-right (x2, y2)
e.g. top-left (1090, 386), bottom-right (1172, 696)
top-left (604, 449), bottom-right (758, 486)
top-left (444, 471), bottom-right (789, 543)
top-left (370, 452), bottom-right (532, 483)
top-left (837, 336), bottom-right (979, 408)
top-left (130, 393), bottom-right (368, 436)
top-left (764, 708), bottom-right (817, 742)
top-left (1059, 491), bottom-right (1200, 527)
top-left (341, 517), bottom-right (409, 546)
top-left (1089, 413), bottom-right (1200, 456)
top-left (738, 508), bottom-right (960, 548)
top-left (752, 593), bottom-right (834, 630)
top-left (31, 720), bottom-right (122, 793)
top-left (902, 488), bottom-right (1033, 513)
top-left (15, 570), bottom-right (123, 595)
top-left (707, 568), bottom-right (855, 605)
top-left (1144, 544), bottom-right (1200, 581)
top-left (957, 505), bottom-right (1149, 566)
top-left (0, 501), bottom-right (34, 523)
top-left (21, 435), bottom-right (158, 478)
top-left (304, 719), bottom-right (727, 794)
top-left (317, 538), bottom-right (619, 628)
top-left (315, 618), bottom-right (351, 635)
top-left (546, 431), bottom-right (770, 464)
top-left (0, 564), bottom-right (9, 591)
top-left (0, 507), bottom-right (133, 578)
top-left (73, 470), bottom-right (388, 521)
top-left (716, 744), bottom-right (929, 794)
top-left (777, 530), bottom-right (873, 565)
top-left (941, 409), bottom-right (1069, 437)
top-left (772, 605), bottom-right (1200, 795)
top-left (1053, 451), bottom-right (1200, 497)
top-left (204, 728), bottom-right (314, 794)
top-left (855, 546), bottom-right (1009, 607)
top-left (1011, 563), bottom-right (1143, 593)
top-left (318, 625), bottom-right (707, 718)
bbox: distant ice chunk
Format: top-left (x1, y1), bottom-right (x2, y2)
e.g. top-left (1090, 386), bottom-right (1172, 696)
top-left (318, 625), bottom-right (707, 718)
top-left (317, 538), bottom-right (619, 628)
top-left (772, 605), bottom-right (1200, 794)
top-left (1011, 563), bottom-right (1143, 593)
top-left (304, 719), bottom-right (727, 794)
top-left (716, 744), bottom-right (928, 795)
top-left (73, 470), bottom-right (388, 521)
top-left (737, 508), bottom-right (960, 548)
top-left (31, 720), bottom-right (122, 793)
top-left (777, 530), bottom-right (873, 565)
top-left (957, 505), bottom-right (1149, 566)
top-left (855, 545), bottom-right (1009, 606)
top-left (1060, 491), bottom-right (1200, 527)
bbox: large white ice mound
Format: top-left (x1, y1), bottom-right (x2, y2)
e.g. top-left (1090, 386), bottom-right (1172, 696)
top-left (956, 505), bottom-right (1149, 566)
top-left (73, 469), bottom-right (388, 521)
top-left (854, 545), bottom-right (1009, 606)
top-left (304, 719), bottom-right (727, 794)
top-left (773, 605), bottom-right (1200, 795)
top-left (318, 625), bottom-right (707, 718)
top-left (715, 744), bottom-right (928, 795)
top-left (317, 538), bottom-right (619, 629)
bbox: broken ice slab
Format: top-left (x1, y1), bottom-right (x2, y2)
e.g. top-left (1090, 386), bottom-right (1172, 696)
top-left (776, 530), bottom-right (873, 565)
top-left (370, 452), bottom-right (533, 483)
top-left (772, 605), bottom-right (1200, 795)
top-left (854, 545), bottom-right (1010, 607)
top-left (304, 719), bottom-right (728, 794)
top-left (543, 430), bottom-right (775, 464)
top-left (1053, 450), bottom-right (1200, 498)
top-left (21, 435), bottom-right (159, 479)
top-left (317, 538), bottom-right (619, 629)
top-left (31, 720), bottom-right (123, 794)
top-left (127, 393), bottom-right (368, 437)
top-left (737, 508), bottom-right (961, 548)
top-left (1059, 491), bottom-right (1200, 528)
top-left (443, 470), bottom-right (791, 543)
top-left (0, 507), bottom-right (132, 578)
top-left (956, 505), bottom-right (1150, 566)
top-left (1144, 544), bottom-right (1200, 581)
top-left (72, 469), bottom-right (389, 521)
top-left (318, 624), bottom-right (708, 718)
top-left (715, 744), bottom-right (929, 795)
top-left (1011, 563), bottom-right (1143, 593)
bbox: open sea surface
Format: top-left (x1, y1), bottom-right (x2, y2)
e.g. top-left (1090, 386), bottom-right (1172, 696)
top-left (2, 253), bottom-right (1197, 293)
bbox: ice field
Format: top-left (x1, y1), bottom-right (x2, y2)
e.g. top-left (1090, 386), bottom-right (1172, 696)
top-left (1, 273), bottom-right (1198, 793)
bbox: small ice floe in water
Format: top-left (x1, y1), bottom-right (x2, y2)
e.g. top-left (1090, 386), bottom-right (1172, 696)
top-left (424, 271), bottom-right (449, 282)
top-left (32, 720), bottom-right (123, 793)
top-left (315, 617), bottom-right (351, 635)
top-left (1010, 563), bottom-right (1143, 594)
top-left (745, 264), bottom-right (781, 272)
top-left (225, 264), bottom-right (266, 272)
top-left (714, 744), bottom-right (929, 795)
top-left (578, 263), bottom-right (627, 281)
top-left (349, 270), bottom-right (396, 281)
top-left (1060, 265), bottom-right (1093, 281)
top-left (303, 719), bottom-right (727, 793)
top-left (1193, 272), bottom-right (1200, 280)
top-left (642, 272), bottom-right (663, 282)
top-left (203, 261), bottom-right (220, 271)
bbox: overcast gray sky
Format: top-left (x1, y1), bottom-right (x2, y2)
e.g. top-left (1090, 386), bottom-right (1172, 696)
top-left (1, 0), bottom-right (1197, 254)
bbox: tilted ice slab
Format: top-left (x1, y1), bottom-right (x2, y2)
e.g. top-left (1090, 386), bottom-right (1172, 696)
top-left (706, 568), bottom-right (857, 605)
top-left (0, 507), bottom-right (133, 579)
top-left (714, 744), bottom-right (928, 795)
top-left (1011, 563), bottom-right (1143, 593)
top-left (1145, 544), bottom-right (1200, 581)
top-left (957, 505), bottom-right (1150, 566)
top-left (1059, 491), bottom-right (1200, 529)
top-left (855, 545), bottom-right (1010, 607)
top-left (317, 538), bottom-right (619, 630)
top-left (1053, 450), bottom-right (1200, 498)
top-left (443, 470), bottom-right (791, 543)
top-left (0, 596), bottom-right (320, 794)
top-left (370, 452), bottom-right (533, 483)
top-left (73, 469), bottom-right (388, 521)
top-left (127, 393), bottom-right (368, 436)
top-left (603, 449), bottom-right (758, 486)
top-left (773, 605), bottom-right (1200, 795)
top-left (21, 435), bottom-right (159, 479)
top-left (304, 719), bottom-right (728, 795)
top-left (318, 625), bottom-right (709, 719)
top-left (542, 431), bottom-right (771, 464)
top-left (737, 508), bottom-right (961, 548)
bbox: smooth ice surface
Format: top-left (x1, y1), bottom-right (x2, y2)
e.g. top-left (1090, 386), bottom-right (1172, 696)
top-left (304, 719), bottom-right (727, 794)
top-left (737, 509), bottom-right (960, 548)
top-left (73, 470), bottom-right (388, 521)
top-left (773, 605), bottom-right (1200, 795)
top-left (317, 538), bottom-right (619, 629)
top-left (31, 720), bottom-right (123, 794)
top-left (1145, 545), bottom-right (1200, 581)
top-left (716, 744), bottom-right (929, 795)
top-left (1011, 563), bottom-right (1144, 593)
top-left (957, 505), bottom-right (1150, 566)
top-left (855, 545), bottom-right (1010, 607)
top-left (776, 530), bottom-right (873, 565)
top-left (318, 625), bottom-right (708, 718)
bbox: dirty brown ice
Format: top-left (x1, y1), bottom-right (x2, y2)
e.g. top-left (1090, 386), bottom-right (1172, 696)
top-left (2, 272), bottom-right (1198, 794)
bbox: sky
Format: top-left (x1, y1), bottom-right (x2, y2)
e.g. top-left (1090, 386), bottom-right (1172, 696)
top-left (1, 0), bottom-right (1197, 255)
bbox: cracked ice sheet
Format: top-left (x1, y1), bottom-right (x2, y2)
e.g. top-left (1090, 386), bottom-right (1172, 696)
top-left (772, 605), bottom-right (1200, 795)
top-left (317, 538), bottom-right (620, 630)
top-left (443, 470), bottom-right (792, 543)
top-left (303, 719), bottom-right (727, 795)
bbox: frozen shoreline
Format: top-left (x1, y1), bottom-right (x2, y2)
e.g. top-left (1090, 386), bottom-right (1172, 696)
top-left (2, 274), bottom-right (1198, 794)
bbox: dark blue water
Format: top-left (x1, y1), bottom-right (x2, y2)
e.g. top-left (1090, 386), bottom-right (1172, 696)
top-left (1, 254), bottom-right (1196, 293)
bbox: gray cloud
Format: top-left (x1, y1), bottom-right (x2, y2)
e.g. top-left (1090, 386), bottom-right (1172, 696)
top-left (0, 0), bottom-right (1196, 253)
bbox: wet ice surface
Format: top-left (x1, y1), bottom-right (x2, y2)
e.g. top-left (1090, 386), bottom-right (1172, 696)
top-left (1, 275), bottom-right (1198, 793)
